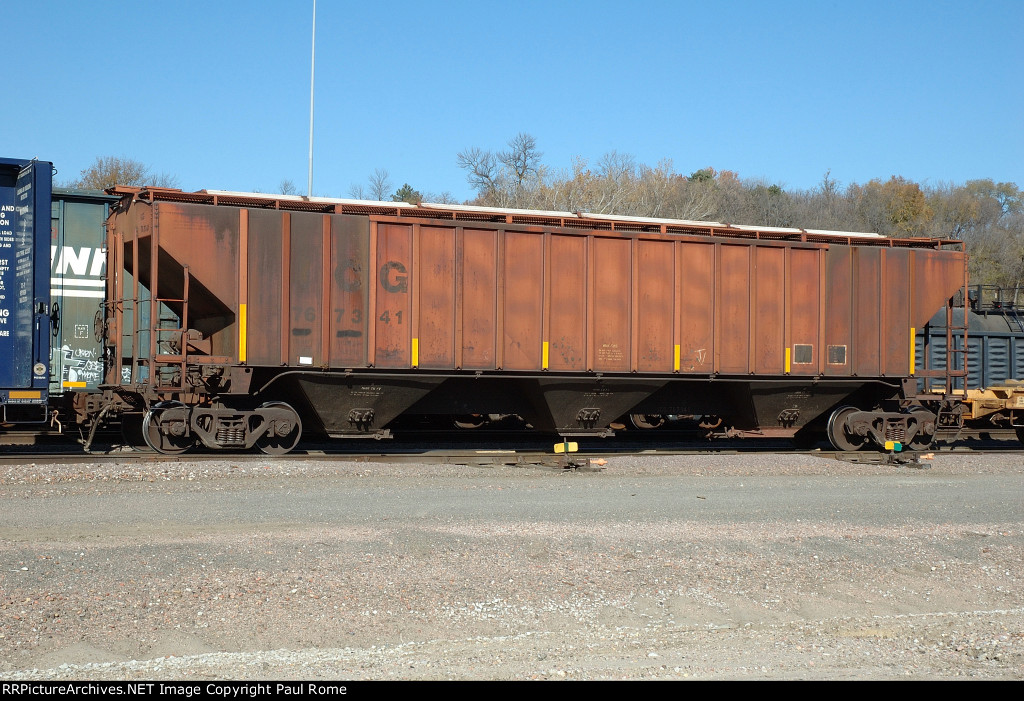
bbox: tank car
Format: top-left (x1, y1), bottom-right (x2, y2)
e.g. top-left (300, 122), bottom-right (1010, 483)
top-left (87, 187), bottom-right (968, 454)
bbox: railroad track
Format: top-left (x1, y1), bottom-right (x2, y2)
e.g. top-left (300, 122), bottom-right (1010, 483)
top-left (1, 428), bottom-right (1021, 466)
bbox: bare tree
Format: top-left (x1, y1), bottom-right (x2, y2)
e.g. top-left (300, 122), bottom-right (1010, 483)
top-left (819, 169), bottom-right (840, 200)
top-left (658, 166), bottom-right (718, 221)
top-left (348, 169), bottom-right (393, 201)
top-left (548, 156), bottom-right (594, 213)
top-left (456, 146), bottom-right (500, 197)
top-left (368, 169), bottom-right (393, 201)
top-left (278, 179), bottom-right (299, 196)
top-left (424, 190), bottom-right (459, 204)
top-left (498, 133), bottom-right (542, 187)
top-left (457, 134), bottom-right (547, 208)
top-left (149, 171), bottom-right (179, 188)
top-left (68, 156), bottom-right (179, 190)
top-left (742, 180), bottom-right (795, 227)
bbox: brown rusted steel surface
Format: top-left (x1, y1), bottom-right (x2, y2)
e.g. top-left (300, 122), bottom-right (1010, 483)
top-left (881, 248), bottom-right (911, 377)
top-left (789, 247), bottom-right (820, 377)
top-left (375, 223), bottom-right (412, 368)
top-left (103, 189), bottom-right (967, 391)
top-left (636, 239), bottom-right (674, 373)
top-left (593, 237), bottom-right (631, 372)
top-left (460, 228), bottom-right (498, 370)
top-left (717, 244), bottom-right (750, 374)
top-left (279, 212), bottom-right (291, 365)
top-left (245, 209), bottom-right (283, 365)
top-left (502, 232), bottom-right (543, 371)
top-left (753, 245), bottom-right (784, 375)
top-left (678, 242), bottom-right (714, 373)
top-left (548, 234), bottom-right (586, 371)
top-left (824, 247), bottom-right (853, 377)
top-left (417, 225), bottom-right (456, 369)
top-left (330, 215), bottom-right (370, 367)
top-left (853, 247), bottom-right (882, 376)
top-left (288, 212), bottom-right (323, 366)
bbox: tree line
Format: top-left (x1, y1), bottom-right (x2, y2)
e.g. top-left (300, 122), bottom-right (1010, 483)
top-left (453, 134), bottom-right (1024, 291)
top-left (70, 145), bottom-right (1023, 292)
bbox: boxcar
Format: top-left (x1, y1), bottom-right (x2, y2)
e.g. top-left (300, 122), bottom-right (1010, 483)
top-left (97, 188), bottom-right (967, 454)
top-left (0, 158), bottom-right (52, 424)
top-left (49, 188), bottom-right (119, 405)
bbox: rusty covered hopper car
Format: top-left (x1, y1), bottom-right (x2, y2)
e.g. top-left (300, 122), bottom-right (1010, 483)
top-left (98, 188), bottom-right (966, 454)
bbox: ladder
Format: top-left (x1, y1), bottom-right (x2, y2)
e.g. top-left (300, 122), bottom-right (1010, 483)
top-left (150, 266), bottom-right (190, 392)
top-left (918, 251), bottom-right (969, 397)
top-left (943, 261), bottom-right (970, 395)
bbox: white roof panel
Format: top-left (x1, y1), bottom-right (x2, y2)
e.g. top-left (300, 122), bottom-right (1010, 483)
top-left (198, 190), bottom-right (887, 239)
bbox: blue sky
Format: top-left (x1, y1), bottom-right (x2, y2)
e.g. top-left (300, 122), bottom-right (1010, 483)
top-left (6, 0), bottom-right (1022, 201)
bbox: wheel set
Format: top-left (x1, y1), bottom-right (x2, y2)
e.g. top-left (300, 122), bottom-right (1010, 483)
top-left (141, 401), bottom-right (302, 455)
top-left (825, 405), bottom-right (937, 452)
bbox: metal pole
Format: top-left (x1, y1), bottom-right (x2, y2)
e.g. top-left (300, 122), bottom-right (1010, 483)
top-left (307, 0), bottom-right (316, 197)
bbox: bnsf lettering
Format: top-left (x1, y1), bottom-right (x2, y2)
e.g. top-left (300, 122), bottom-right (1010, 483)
top-left (50, 246), bottom-right (106, 277)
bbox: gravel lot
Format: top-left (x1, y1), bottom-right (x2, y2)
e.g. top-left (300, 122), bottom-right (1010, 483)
top-left (0, 451), bottom-right (1022, 680)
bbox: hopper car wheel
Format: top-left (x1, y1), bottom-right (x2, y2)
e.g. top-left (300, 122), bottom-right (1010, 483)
top-left (630, 414), bottom-right (665, 430)
top-left (907, 406), bottom-right (936, 450)
top-left (1015, 426), bottom-right (1024, 446)
top-left (698, 415), bottom-right (724, 430)
top-left (827, 406), bottom-right (867, 452)
top-left (256, 402), bottom-right (302, 456)
top-left (454, 415), bottom-right (486, 429)
top-left (142, 401), bottom-right (194, 455)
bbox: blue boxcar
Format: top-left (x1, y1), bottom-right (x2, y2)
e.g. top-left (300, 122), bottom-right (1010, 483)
top-left (0, 157), bottom-right (53, 422)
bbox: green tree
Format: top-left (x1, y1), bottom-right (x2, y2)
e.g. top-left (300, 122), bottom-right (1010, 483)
top-left (688, 167), bottom-right (715, 183)
top-left (391, 183), bottom-right (422, 204)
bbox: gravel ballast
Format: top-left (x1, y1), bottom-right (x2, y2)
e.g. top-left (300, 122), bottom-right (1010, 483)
top-left (1, 452), bottom-right (1021, 680)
